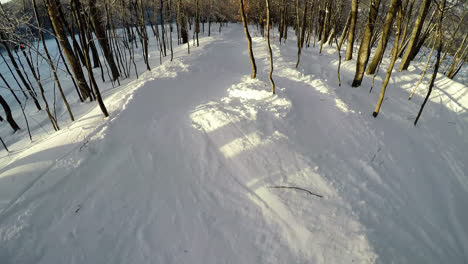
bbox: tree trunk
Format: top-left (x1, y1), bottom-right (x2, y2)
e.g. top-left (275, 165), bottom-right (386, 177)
top-left (45, 0), bottom-right (91, 100)
top-left (195, 0), bottom-right (200, 47)
top-left (0, 135), bottom-right (9, 152)
top-left (33, 0), bottom-right (74, 122)
top-left (0, 94), bottom-right (20, 132)
top-left (367, 0), bottom-right (400, 75)
top-left (178, 0), bottom-right (188, 43)
top-left (0, 52), bottom-right (28, 99)
top-left (266, 0), bottom-right (275, 94)
top-left (373, 2), bottom-right (402, 117)
top-left (440, 11), bottom-right (466, 63)
top-left (160, 0), bottom-right (167, 56)
top-left (398, 0), bottom-right (431, 71)
top-left (414, 0), bottom-right (445, 126)
top-left (0, 71), bottom-right (32, 140)
top-left (345, 0), bottom-right (358, 61)
top-left (408, 32), bottom-right (437, 100)
top-left (338, 12), bottom-right (351, 50)
top-left (239, 0), bottom-right (257, 79)
top-left (398, 0), bottom-right (415, 56)
top-left (169, 0), bottom-right (174, 61)
top-left (20, 47), bottom-right (60, 131)
top-left (296, 0), bottom-right (308, 68)
top-left (279, 0), bottom-right (285, 43)
top-left (0, 37), bottom-right (42, 110)
top-left (351, 0), bottom-right (381, 87)
top-left (319, 0), bottom-right (330, 54)
top-left (446, 33), bottom-right (467, 78)
top-left (89, 0), bottom-right (120, 81)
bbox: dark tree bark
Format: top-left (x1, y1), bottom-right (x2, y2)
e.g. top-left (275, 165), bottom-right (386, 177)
top-left (296, 0), bottom-right (308, 68)
top-left (0, 72), bottom-right (32, 140)
top-left (414, 0), bottom-right (445, 126)
top-left (178, 0), bottom-right (188, 43)
top-left (45, 0), bottom-right (92, 100)
top-left (89, 0), bottom-right (120, 81)
top-left (0, 36), bottom-right (42, 110)
top-left (160, 0), bottom-right (167, 56)
top-left (0, 136), bottom-right (9, 152)
top-left (0, 94), bottom-right (20, 132)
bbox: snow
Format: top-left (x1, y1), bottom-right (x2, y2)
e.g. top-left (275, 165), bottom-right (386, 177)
top-left (0, 24), bottom-right (467, 263)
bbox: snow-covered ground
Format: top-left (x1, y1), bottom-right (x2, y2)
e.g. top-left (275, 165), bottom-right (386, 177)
top-left (0, 24), bottom-right (467, 263)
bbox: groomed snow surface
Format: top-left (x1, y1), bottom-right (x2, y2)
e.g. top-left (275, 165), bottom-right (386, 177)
top-left (0, 24), bottom-right (467, 263)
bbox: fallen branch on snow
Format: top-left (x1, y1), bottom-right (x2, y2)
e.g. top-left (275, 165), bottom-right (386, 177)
top-left (268, 186), bottom-right (323, 198)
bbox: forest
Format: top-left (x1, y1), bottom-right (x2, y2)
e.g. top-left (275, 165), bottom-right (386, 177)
top-left (0, 0), bottom-right (466, 147)
top-left (0, 0), bottom-right (467, 263)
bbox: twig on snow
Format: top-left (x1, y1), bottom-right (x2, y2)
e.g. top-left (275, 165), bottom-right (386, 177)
top-left (268, 186), bottom-right (323, 198)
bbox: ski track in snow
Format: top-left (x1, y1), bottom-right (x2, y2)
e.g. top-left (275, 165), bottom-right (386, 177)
top-left (0, 24), bottom-right (467, 263)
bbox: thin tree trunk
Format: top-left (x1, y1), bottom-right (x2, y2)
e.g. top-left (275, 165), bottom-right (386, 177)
top-left (319, 0), bottom-right (330, 54)
top-left (398, 0), bottom-right (415, 56)
top-left (345, 0), bottom-right (358, 61)
top-left (0, 51), bottom-right (28, 99)
top-left (373, 3), bottom-right (403, 117)
top-left (0, 136), bottom-right (9, 152)
top-left (352, 0), bottom-right (382, 87)
top-left (160, 0), bottom-right (167, 56)
top-left (0, 72), bottom-right (32, 140)
top-left (446, 33), bottom-right (467, 78)
top-left (89, 0), bottom-right (120, 81)
top-left (334, 37), bottom-right (342, 87)
top-left (296, 0), bottom-right (307, 68)
top-left (169, 0), bottom-right (174, 61)
top-left (20, 46), bottom-right (60, 131)
top-left (398, 0), bottom-right (431, 71)
top-left (338, 12), bottom-right (351, 50)
top-left (177, 0), bottom-right (188, 43)
top-left (239, 0), bottom-right (257, 79)
top-left (367, 0), bottom-right (400, 75)
top-left (0, 37), bottom-right (41, 110)
top-left (440, 11), bottom-right (466, 63)
top-left (414, 0), bottom-right (445, 126)
top-left (45, 0), bottom-right (92, 100)
top-left (195, 0), bottom-right (200, 47)
top-left (279, 0), bottom-right (285, 43)
top-left (408, 32), bottom-right (437, 100)
top-left (33, 0), bottom-right (74, 122)
top-left (0, 94), bottom-right (21, 132)
top-left (266, 0), bottom-right (275, 94)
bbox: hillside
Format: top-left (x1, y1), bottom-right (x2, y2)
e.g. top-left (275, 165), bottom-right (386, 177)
top-left (0, 24), bottom-right (467, 263)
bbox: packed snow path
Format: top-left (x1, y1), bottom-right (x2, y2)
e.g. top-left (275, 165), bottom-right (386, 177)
top-left (1, 24), bottom-right (467, 263)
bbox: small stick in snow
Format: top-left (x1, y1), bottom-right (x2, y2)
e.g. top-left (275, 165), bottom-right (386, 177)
top-left (79, 140), bottom-right (89, 151)
top-left (268, 186), bottom-right (323, 198)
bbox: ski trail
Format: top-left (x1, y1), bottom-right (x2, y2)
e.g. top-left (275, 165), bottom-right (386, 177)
top-left (190, 74), bottom-right (376, 262)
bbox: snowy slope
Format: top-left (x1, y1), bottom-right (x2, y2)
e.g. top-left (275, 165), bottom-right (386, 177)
top-left (0, 24), bottom-right (467, 263)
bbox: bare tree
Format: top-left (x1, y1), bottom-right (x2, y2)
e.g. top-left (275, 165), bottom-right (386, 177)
top-left (351, 0), bottom-right (382, 87)
top-left (266, 0), bottom-right (275, 94)
top-left (239, 0), bottom-right (257, 79)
